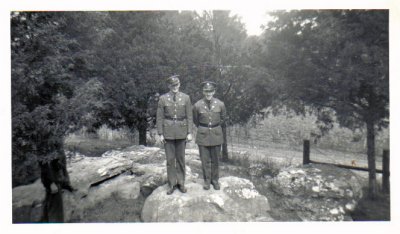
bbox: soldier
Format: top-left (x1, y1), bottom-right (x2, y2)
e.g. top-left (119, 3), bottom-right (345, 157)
top-left (193, 81), bottom-right (226, 190)
top-left (156, 75), bottom-right (193, 195)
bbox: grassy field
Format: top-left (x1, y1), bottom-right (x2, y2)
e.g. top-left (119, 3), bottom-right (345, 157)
top-left (227, 112), bottom-right (389, 155)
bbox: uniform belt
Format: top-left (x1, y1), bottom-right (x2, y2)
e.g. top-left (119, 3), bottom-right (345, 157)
top-left (199, 123), bottom-right (220, 128)
top-left (165, 117), bottom-right (186, 121)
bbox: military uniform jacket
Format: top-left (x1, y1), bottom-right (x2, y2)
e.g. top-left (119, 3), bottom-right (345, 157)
top-left (193, 98), bottom-right (226, 146)
top-left (156, 91), bottom-right (193, 140)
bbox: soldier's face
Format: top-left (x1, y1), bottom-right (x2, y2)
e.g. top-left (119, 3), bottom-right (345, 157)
top-left (169, 83), bottom-right (180, 93)
top-left (203, 90), bottom-right (215, 100)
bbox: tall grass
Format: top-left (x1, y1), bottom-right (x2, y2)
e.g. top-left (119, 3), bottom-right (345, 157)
top-left (227, 150), bottom-right (297, 178)
top-left (227, 113), bottom-right (389, 155)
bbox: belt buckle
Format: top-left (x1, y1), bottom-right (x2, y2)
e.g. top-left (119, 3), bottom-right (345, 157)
top-left (208, 123), bottom-right (212, 129)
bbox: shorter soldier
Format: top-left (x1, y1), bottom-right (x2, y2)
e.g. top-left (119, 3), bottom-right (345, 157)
top-left (156, 75), bottom-right (193, 195)
top-left (193, 81), bottom-right (226, 190)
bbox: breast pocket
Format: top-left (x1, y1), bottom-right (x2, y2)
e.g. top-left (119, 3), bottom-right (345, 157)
top-left (210, 107), bottom-right (221, 123)
top-left (176, 103), bottom-right (186, 117)
top-left (164, 103), bottom-right (174, 116)
top-left (198, 110), bottom-right (209, 123)
top-left (211, 105), bottom-right (221, 113)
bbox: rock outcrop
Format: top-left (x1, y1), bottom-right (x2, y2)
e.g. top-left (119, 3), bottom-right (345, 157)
top-left (12, 179), bottom-right (46, 223)
top-left (269, 163), bottom-right (364, 221)
top-left (12, 146), bottom-right (366, 223)
top-left (142, 176), bottom-right (273, 222)
top-left (13, 146), bottom-right (200, 222)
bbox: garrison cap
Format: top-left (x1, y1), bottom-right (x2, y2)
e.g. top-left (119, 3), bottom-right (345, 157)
top-left (166, 75), bottom-right (180, 86)
top-left (201, 81), bottom-right (216, 92)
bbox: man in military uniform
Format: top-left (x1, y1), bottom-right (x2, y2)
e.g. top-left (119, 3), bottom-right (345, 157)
top-left (193, 81), bottom-right (226, 190)
top-left (156, 75), bottom-right (193, 195)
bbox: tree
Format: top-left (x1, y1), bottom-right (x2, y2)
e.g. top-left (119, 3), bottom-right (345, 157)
top-left (63, 11), bottom-right (228, 146)
top-left (198, 10), bottom-right (256, 161)
top-left (63, 12), bottom-right (173, 145)
top-left (260, 10), bottom-right (389, 198)
top-left (11, 12), bottom-right (83, 188)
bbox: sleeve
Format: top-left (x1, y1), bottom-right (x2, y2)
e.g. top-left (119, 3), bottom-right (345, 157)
top-left (186, 95), bottom-right (193, 134)
top-left (156, 96), bottom-right (164, 135)
top-left (193, 103), bottom-right (199, 128)
top-left (220, 102), bottom-right (227, 128)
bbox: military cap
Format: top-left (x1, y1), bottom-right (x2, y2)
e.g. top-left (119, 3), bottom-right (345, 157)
top-left (167, 75), bottom-right (180, 86)
top-left (201, 81), bottom-right (217, 92)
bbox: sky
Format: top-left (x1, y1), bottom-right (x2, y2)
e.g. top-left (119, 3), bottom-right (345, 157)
top-left (231, 9), bottom-right (273, 36)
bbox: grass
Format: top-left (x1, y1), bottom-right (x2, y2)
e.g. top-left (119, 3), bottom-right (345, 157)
top-left (227, 112), bottom-right (389, 155)
top-left (351, 187), bottom-right (391, 221)
top-left (64, 134), bottom-right (134, 157)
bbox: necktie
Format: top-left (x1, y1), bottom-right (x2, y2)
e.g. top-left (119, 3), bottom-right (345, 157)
top-left (173, 94), bottom-right (176, 102)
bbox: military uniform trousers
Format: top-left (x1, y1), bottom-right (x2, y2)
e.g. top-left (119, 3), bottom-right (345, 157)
top-left (198, 144), bottom-right (220, 185)
top-left (165, 139), bottom-right (186, 188)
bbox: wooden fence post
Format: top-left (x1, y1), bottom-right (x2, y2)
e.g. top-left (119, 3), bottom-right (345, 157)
top-left (303, 140), bottom-right (310, 165)
top-left (382, 150), bottom-right (390, 194)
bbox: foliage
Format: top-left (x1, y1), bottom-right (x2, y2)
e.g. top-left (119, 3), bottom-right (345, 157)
top-left (11, 12), bottom-right (80, 186)
top-left (261, 10), bottom-right (388, 129)
top-left (60, 11), bottom-right (269, 145)
top-left (259, 10), bottom-right (389, 197)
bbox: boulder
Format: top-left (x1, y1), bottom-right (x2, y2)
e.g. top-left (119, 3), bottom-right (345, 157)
top-left (67, 153), bottom-right (133, 197)
top-left (141, 176), bottom-right (274, 222)
top-left (102, 145), bottom-right (164, 164)
top-left (63, 148), bottom-right (199, 222)
top-left (12, 145), bottom-right (200, 222)
top-left (269, 164), bottom-right (364, 221)
top-left (63, 174), bottom-right (142, 222)
top-left (12, 179), bottom-right (46, 223)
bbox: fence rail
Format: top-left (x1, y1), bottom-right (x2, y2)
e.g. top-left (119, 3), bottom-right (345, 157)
top-left (302, 139), bottom-right (390, 194)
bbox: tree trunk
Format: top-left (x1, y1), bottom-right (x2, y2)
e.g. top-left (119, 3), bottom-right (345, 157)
top-left (138, 123), bottom-right (147, 146)
top-left (366, 119), bottom-right (377, 199)
top-left (222, 126), bottom-right (228, 161)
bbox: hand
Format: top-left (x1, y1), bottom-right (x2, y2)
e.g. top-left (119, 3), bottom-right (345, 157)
top-left (159, 135), bottom-right (166, 144)
top-left (186, 133), bottom-right (193, 142)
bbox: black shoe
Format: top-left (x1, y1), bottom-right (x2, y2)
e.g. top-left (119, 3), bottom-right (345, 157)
top-left (203, 183), bottom-right (210, 190)
top-left (178, 184), bottom-right (187, 193)
top-left (166, 186), bottom-right (175, 195)
top-left (212, 182), bottom-right (220, 190)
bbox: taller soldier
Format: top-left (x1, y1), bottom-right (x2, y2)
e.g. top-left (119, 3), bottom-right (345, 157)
top-left (193, 81), bottom-right (226, 190)
top-left (156, 75), bottom-right (193, 195)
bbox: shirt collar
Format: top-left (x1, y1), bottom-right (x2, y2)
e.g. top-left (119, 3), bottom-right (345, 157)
top-left (169, 91), bottom-right (179, 96)
top-left (203, 97), bottom-right (214, 103)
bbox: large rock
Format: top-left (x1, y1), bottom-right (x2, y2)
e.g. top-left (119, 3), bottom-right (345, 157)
top-left (68, 153), bottom-right (133, 197)
top-left (12, 179), bottom-right (46, 223)
top-left (63, 147), bottom-right (199, 222)
top-left (63, 174), bottom-right (143, 222)
top-left (269, 164), bottom-right (364, 221)
top-left (141, 176), bottom-right (274, 222)
top-left (12, 145), bottom-right (200, 222)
